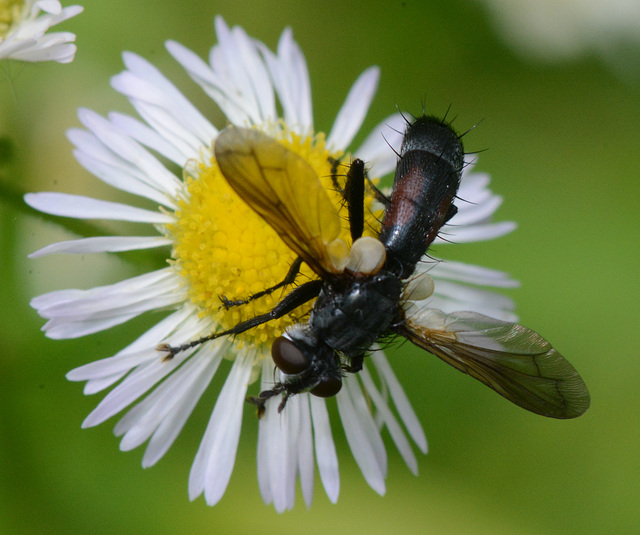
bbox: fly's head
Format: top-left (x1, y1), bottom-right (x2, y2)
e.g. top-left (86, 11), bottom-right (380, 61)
top-left (250, 324), bottom-right (343, 414)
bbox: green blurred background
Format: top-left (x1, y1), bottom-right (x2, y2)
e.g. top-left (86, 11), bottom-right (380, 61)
top-left (1, 1), bottom-right (638, 533)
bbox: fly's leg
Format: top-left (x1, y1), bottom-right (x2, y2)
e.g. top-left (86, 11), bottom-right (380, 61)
top-left (247, 385), bottom-right (291, 416)
top-left (328, 156), bottom-right (345, 194)
top-left (247, 386), bottom-right (284, 418)
top-left (341, 158), bottom-right (390, 241)
top-left (343, 354), bottom-right (364, 373)
top-left (158, 279), bottom-right (323, 358)
top-left (329, 156), bottom-right (367, 241)
top-left (345, 159), bottom-right (365, 242)
top-left (220, 257), bottom-right (303, 309)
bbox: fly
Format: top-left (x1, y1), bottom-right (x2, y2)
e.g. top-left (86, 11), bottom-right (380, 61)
top-left (159, 115), bottom-right (590, 419)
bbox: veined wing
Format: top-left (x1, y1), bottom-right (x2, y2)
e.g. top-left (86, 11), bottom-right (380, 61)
top-left (398, 309), bottom-right (590, 419)
top-left (214, 126), bottom-right (347, 275)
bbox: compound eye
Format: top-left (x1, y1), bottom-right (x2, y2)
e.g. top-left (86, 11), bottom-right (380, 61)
top-left (271, 336), bottom-right (309, 375)
top-left (310, 376), bottom-right (342, 398)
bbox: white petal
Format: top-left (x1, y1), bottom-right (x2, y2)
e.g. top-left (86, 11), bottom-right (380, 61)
top-left (278, 28), bottom-right (313, 132)
top-left (116, 342), bottom-right (225, 467)
top-left (281, 397), bottom-right (302, 511)
top-left (258, 398), bottom-right (279, 508)
top-left (75, 108), bottom-right (183, 199)
top-left (336, 375), bottom-right (386, 495)
top-left (425, 259), bottom-right (519, 288)
top-left (84, 373), bottom-right (128, 395)
top-left (428, 297), bottom-right (518, 322)
top-left (24, 192), bottom-right (174, 223)
top-left (208, 17), bottom-right (276, 123)
top-left (119, 52), bottom-right (218, 143)
top-left (33, 269), bottom-right (181, 319)
top-left (257, 360), bottom-right (273, 506)
top-left (229, 31), bottom-right (276, 124)
top-left (188, 350), bottom-right (254, 506)
top-left (114, 351), bottom-right (206, 444)
top-left (257, 365), bottom-right (298, 513)
top-left (168, 40), bottom-right (253, 128)
top-left (355, 113), bottom-right (405, 178)
top-left (360, 366), bottom-right (418, 474)
top-left (435, 221), bottom-right (517, 243)
top-left (69, 347), bottom-right (158, 381)
top-left (32, 3), bottom-right (82, 25)
top-left (66, 309), bottom-right (205, 382)
top-left (450, 195), bottom-right (504, 226)
top-left (7, 36), bottom-right (77, 63)
top-left (371, 351), bottom-right (428, 453)
top-left (296, 395), bottom-right (315, 508)
top-left (108, 112), bottom-right (186, 166)
top-left (71, 308), bottom-right (209, 397)
top-left (327, 66), bottom-right (380, 151)
top-left (42, 312), bottom-right (140, 340)
top-left (32, 269), bottom-right (186, 339)
top-left (456, 187), bottom-right (492, 212)
top-left (458, 170), bottom-right (490, 198)
top-left (111, 52), bottom-right (217, 159)
top-left (424, 280), bottom-right (518, 322)
top-left (309, 396), bottom-right (339, 503)
top-left (140, 348), bottom-right (221, 467)
top-left (434, 280), bottom-right (515, 310)
top-left (67, 130), bottom-right (177, 208)
top-left (98, 303), bottom-right (197, 358)
top-left (259, 27), bottom-right (312, 133)
top-left (81, 349), bottom-right (191, 428)
top-left (29, 236), bottom-right (172, 257)
top-left (349, 375), bottom-right (387, 473)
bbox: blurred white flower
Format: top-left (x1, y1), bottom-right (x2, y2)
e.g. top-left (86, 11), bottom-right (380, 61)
top-left (0, 0), bottom-right (83, 63)
top-left (477, 0), bottom-right (640, 74)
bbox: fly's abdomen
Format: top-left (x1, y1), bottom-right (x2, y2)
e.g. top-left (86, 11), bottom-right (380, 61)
top-left (379, 116), bottom-right (464, 278)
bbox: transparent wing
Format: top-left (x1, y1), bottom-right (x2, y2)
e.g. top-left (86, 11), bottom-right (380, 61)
top-left (399, 309), bottom-right (590, 419)
top-left (214, 126), bottom-right (347, 275)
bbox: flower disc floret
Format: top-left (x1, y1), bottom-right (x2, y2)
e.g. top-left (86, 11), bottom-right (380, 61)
top-left (0, 1), bottom-right (23, 37)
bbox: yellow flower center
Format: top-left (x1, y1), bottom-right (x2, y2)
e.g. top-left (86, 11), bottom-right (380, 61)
top-left (168, 128), bottom-right (382, 353)
top-left (0, 0), bottom-right (24, 38)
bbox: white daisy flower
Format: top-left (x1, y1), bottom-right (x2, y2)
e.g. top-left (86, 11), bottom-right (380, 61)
top-left (0, 0), bottom-right (83, 63)
top-left (26, 16), bottom-right (517, 512)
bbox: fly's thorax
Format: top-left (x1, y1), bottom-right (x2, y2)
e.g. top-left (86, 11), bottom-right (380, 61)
top-left (309, 271), bottom-right (403, 356)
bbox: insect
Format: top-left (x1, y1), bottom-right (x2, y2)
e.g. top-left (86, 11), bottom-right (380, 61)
top-left (160, 115), bottom-right (590, 419)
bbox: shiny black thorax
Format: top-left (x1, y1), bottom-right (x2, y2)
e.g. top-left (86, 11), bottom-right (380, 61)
top-left (310, 271), bottom-right (403, 356)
